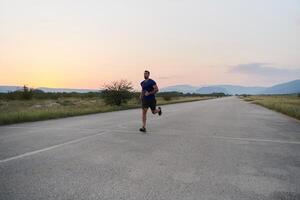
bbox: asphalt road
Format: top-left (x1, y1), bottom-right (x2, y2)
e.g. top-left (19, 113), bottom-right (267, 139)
top-left (0, 97), bottom-right (299, 200)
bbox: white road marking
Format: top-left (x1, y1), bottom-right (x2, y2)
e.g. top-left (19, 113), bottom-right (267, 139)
top-left (0, 131), bottom-right (108, 164)
top-left (0, 126), bottom-right (102, 131)
top-left (1, 128), bottom-right (299, 165)
top-left (212, 135), bottom-right (300, 145)
top-left (106, 130), bottom-right (300, 145)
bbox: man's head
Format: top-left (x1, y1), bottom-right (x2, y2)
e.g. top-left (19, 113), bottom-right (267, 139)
top-left (144, 70), bottom-right (150, 79)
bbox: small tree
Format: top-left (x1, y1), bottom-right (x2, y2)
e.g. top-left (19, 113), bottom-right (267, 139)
top-left (101, 80), bottom-right (134, 106)
top-left (22, 85), bottom-right (33, 100)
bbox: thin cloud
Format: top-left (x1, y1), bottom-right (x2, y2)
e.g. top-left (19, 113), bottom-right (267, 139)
top-left (157, 75), bottom-right (183, 80)
top-left (158, 76), bottom-right (173, 80)
top-left (229, 63), bottom-right (300, 78)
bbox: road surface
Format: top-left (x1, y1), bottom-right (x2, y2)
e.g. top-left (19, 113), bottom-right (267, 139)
top-left (0, 97), bottom-right (299, 200)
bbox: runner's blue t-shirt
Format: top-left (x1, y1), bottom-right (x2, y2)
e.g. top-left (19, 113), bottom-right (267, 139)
top-left (141, 79), bottom-right (156, 100)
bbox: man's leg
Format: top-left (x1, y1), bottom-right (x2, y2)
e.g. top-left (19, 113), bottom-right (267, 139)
top-left (142, 108), bottom-right (148, 128)
top-left (151, 108), bottom-right (160, 114)
top-left (150, 99), bottom-right (162, 115)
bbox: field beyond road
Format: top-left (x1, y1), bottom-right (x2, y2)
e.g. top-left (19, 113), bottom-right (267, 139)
top-left (0, 96), bottom-right (215, 125)
top-left (240, 95), bottom-right (300, 120)
top-left (0, 97), bottom-right (299, 200)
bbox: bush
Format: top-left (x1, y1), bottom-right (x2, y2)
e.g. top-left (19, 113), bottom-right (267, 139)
top-left (132, 92), bottom-right (142, 103)
top-left (22, 85), bottom-right (34, 100)
top-left (6, 91), bottom-right (22, 100)
top-left (162, 95), bottom-right (172, 101)
top-left (101, 80), bottom-right (134, 106)
top-left (4, 85), bottom-right (33, 100)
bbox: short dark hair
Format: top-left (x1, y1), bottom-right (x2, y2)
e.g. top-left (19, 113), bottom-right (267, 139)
top-left (144, 70), bottom-right (150, 74)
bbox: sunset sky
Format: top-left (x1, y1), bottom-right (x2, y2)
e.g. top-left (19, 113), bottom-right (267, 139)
top-left (0, 0), bottom-right (299, 89)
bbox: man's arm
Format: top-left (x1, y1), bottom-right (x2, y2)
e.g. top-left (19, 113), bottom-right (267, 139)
top-left (145, 84), bottom-right (159, 96)
top-left (140, 90), bottom-right (144, 100)
top-left (140, 81), bottom-right (144, 100)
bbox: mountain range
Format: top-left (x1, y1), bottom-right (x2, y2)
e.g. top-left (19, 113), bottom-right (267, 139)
top-left (0, 86), bottom-right (98, 93)
top-left (160, 79), bottom-right (300, 95)
top-left (0, 79), bottom-right (299, 95)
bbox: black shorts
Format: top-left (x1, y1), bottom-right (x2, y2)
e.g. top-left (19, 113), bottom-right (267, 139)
top-left (142, 98), bottom-right (156, 110)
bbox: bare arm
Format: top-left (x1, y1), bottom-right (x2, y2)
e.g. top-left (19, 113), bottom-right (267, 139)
top-left (152, 84), bottom-right (159, 94)
top-left (145, 84), bottom-right (159, 96)
top-left (140, 90), bottom-right (144, 100)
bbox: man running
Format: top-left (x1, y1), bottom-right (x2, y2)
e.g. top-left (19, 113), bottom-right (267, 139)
top-left (139, 70), bottom-right (162, 132)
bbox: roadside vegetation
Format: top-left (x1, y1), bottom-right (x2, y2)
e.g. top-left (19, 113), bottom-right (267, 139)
top-left (0, 83), bottom-right (226, 125)
top-left (240, 94), bottom-right (300, 120)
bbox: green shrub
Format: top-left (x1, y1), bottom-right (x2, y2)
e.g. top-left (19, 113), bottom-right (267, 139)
top-left (162, 95), bottom-right (172, 101)
top-left (4, 85), bottom-right (33, 100)
top-left (101, 80), bottom-right (134, 106)
top-left (6, 91), bottom-right (22, 100)
top-left (21, 85), bottom-right (33, 100)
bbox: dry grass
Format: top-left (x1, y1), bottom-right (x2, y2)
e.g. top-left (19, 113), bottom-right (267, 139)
top-left (240, 95), bottom-right (300, 120)
top-left (0, 96), bottom-right (215, 125)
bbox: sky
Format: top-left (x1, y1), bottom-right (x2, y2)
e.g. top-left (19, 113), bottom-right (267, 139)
top-left (0, 0), bottom-right (299, 89)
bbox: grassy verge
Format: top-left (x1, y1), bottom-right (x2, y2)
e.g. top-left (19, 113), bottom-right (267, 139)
top-left (0, 96), bottom-right (215, 125)
top-left (240, 95), bottom-right (300, 120)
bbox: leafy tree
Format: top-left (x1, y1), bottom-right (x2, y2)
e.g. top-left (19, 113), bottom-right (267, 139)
top-left (22, 85), bottom-right (33, 100)
top-left (101, 80), bottom-right (134, 106)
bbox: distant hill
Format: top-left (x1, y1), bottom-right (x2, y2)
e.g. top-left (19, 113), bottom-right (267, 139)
top-left (1, 79), bottom-right (299, 94)
top-left (160, 79), bottom-right (300, 95)
top-left (196, 86), bottom-right (229, 94)
top-left (0, 86), bottom-right (23, 93)
top-left (0, 86), bottom-right (99, 93)
top-left (38, 87), bottom-right (99, 93)
top-left (213, 85), bottom-right (266, 95)
top-left (261, 79), bottom-right (300, 94)
top-left (159, 84), bottom-right (198, 93)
